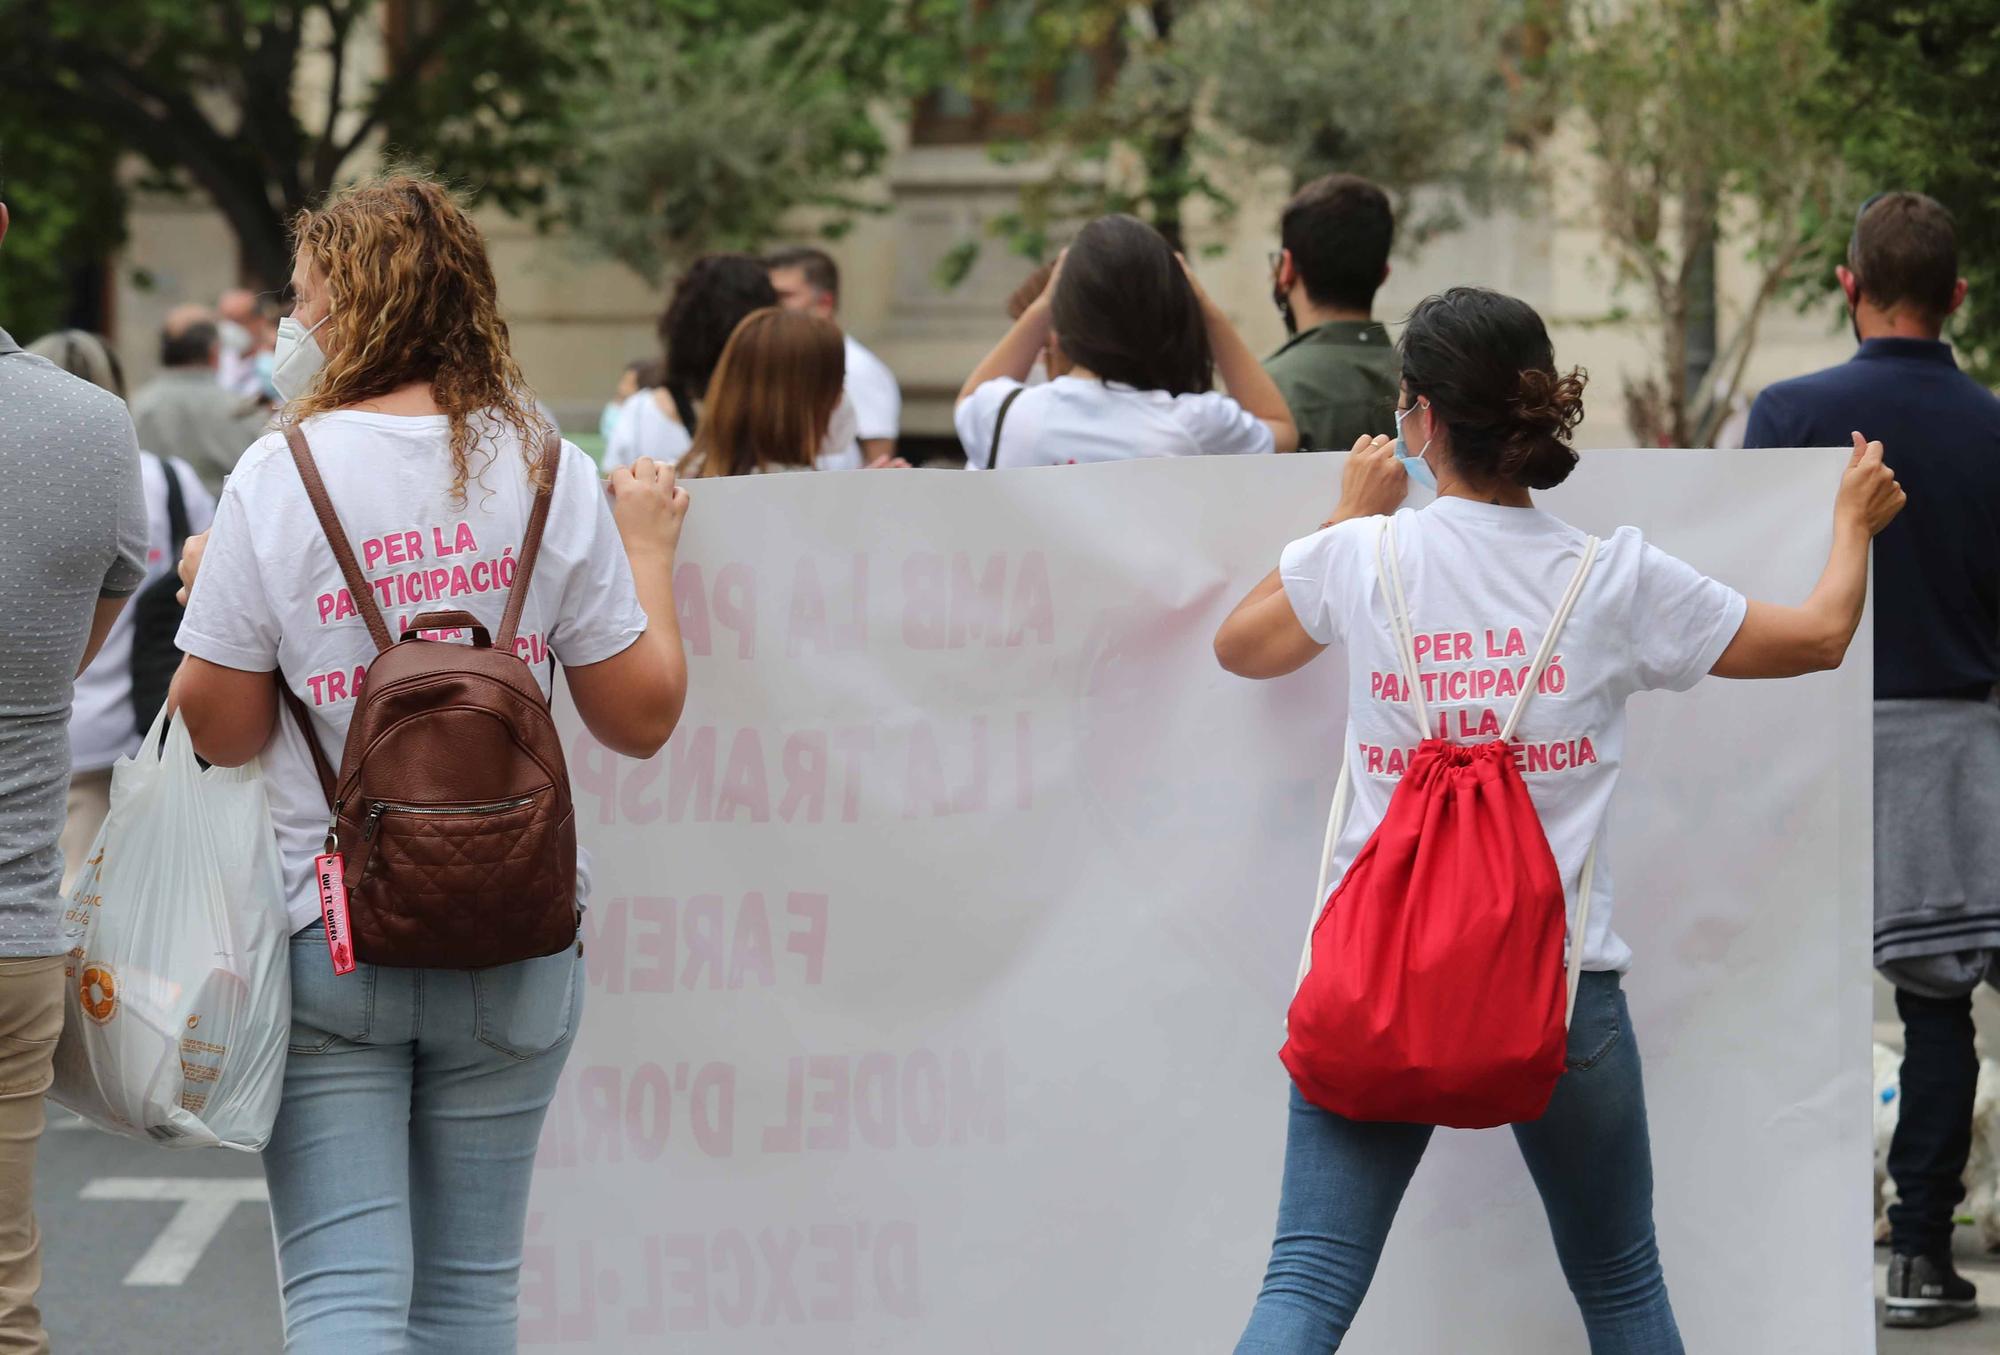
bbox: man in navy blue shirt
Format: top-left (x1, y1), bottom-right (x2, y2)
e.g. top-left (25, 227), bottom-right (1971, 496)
top-left (1746, 191), bottom-right (2000, 1329)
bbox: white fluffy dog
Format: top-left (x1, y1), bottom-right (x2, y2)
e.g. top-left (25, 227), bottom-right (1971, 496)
top-left (1873, 1041), bottom-right (2000, 1252)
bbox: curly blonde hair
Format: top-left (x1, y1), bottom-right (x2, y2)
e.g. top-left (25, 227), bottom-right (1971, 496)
top-left (286, 175), bottom-right (551, 501)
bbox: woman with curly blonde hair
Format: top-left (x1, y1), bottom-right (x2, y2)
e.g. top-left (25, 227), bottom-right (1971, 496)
top-left (170, 175), bottom-right (692, 1351)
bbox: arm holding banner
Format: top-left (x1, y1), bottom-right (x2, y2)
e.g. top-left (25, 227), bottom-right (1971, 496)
top-left (958, 254), bottom-right (1064, 403)
top-left (1180, 255), bottom-right (1300, 453)
top-left (1711, 433), bottom-right (1904, 678)
top-left (566, 457), bottom-right (691, 759)
top-left (1215, 437), bottom-right (1406, 677)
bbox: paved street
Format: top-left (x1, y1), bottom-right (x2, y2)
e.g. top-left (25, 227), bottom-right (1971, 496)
top-left (1877, 1231), bottom-right (1998, 1355)
top-left (27, 1103), bottom-right (2000, 1352)
top-left (34, 1110), bottom-right (280, 1353)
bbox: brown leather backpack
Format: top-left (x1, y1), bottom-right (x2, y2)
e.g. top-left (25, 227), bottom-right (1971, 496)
top-left (280, 422), bottom-right (577, 970)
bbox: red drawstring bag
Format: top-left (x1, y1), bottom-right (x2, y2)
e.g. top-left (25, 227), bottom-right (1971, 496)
top-left (1281, 519), bottom-right (1601, 1130)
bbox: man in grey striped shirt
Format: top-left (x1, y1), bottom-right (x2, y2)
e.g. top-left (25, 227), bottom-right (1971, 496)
top-left (0, 187), bottom-right (148, 1348)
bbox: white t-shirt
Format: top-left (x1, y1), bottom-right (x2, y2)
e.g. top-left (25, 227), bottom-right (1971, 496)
top-left (603, 389), bottom-right (693, 471)
top-left (69, 454), bottom-right (217, 773)
top-left (604, 388), bottom-right (862, 473)
top-left (843, 335), bottom-right (901, 447)
top-left (1280, 497), bottom-right (1747, 972)
top-left (956, 375), bottom-right (1275, 469)
top-left (177, 410), bottom-right (649, 933)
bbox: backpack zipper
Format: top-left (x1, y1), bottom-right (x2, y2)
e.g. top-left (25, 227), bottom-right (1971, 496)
top-left (361, 795), bottom-right (537, 842)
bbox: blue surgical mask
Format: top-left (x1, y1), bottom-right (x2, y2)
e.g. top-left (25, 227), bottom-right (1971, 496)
top-left (1394, 404), bottom-right (1438, 492)
top-left (252, 351), bottom-right (277, 401)
top-left (599, 401), bottom-right (623, 443)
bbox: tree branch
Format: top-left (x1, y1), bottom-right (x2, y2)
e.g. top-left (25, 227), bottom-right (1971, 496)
top-left (328, 2), bottom-right (479, 175)
top-left (313, 1), bottom-right (359, 191)
top-left (10, 65), bottom-right (291, 283)
top-left (1694, 232), bottom-right (1814, 445)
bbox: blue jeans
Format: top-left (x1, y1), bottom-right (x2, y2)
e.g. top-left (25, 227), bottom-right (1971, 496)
top-left (1237, 971), bottom-right (1683, 1353)
top-left (261, 924), bottom-right (582, 1354)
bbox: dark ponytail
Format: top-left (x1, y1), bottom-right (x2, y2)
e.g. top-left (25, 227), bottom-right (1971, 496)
top-left (1399, 287), bottom-right (1586, 491)
top-left (657, 253), bottom-right (781, 436)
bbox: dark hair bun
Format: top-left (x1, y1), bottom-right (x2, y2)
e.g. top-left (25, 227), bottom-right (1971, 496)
top-left (1398, 288), bottom-right (1589, 492)
top-left (1501, 366), bottom-right (1587, 490)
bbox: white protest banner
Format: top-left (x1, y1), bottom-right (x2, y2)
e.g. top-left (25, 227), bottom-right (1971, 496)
top-left (525, 450), bottom-right (1872, 1353)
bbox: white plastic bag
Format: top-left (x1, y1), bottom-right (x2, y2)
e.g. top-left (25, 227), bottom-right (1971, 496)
top-left (52, 709), bottom-right (291, 1149)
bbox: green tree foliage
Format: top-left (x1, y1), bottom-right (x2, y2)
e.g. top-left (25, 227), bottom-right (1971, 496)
top-left (1822, 0), bottom-right (2000, 382)
top-left (0, 0), bottom-right (959, 311)
top-left (1194, 0), bottom-right (1548, 241)
top-left (0, 0), bottom-right (614, 290)
top-left (932, 0), bottom-right (1203, 271)
top-left (942, 0), bottom-right (1547, 278)
top-left (0, 127), bottom-right (125, 340)
top-left (1566, 0), bottom-right (1847, 446)
top-left (558, 0), bottom-right (958, 283)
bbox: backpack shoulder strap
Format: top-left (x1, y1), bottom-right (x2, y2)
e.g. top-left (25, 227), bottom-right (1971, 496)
top-left (1499, 536), bottom-right (1601, 742)
top-left (284, 422), bottom-right (393, 654)
top-left (497, 431), bottom-right (562, 651)
top-left (1291, 753), bottom-right (1353, 1005)
top-left (282, 681), bottom-right (338, 809)
top-left (1292, 521), bottom-right (1418, 1010)
top-left (161, 457), bottom-right (191, 551)
top-left (1566, 839), bottom-right (1599, 1026)
top-left (1494, 532), bottom-right (1604, 1026)
top-left (986, 386), bottom-right (1025, 470)
top-left (1377, 518), bottom-right (1432, 739)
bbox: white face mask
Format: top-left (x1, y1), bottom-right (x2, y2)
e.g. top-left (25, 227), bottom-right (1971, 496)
top-left (270, 314), bottom-right (329, 402)
top-left (215, 318), bottom-right (253, 356)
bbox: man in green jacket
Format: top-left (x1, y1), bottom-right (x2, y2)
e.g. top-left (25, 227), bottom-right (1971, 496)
top-left (1263, 174), bottom-right (1399, 452)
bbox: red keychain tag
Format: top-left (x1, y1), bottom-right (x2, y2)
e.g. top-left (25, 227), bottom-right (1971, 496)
top-left (314, 853), bottom-right (356, 975)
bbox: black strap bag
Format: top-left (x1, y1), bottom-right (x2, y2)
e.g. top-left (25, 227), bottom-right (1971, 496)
top-left (129, 459), bottom-right (192, 734)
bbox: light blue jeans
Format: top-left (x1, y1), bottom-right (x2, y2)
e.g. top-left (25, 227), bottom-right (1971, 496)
top-left (262, 922), bottom-right (582, 1354)
top-left (1236, 970), bottom-right (1683, 1353)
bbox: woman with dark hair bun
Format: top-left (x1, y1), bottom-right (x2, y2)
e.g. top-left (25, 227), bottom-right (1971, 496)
top-left (1397, 287), bottom-right (1588, 492)
top-left (1214, 286), bottom-right (1906, 1351)
top-left (954, 214), bottom-right (1298, 468)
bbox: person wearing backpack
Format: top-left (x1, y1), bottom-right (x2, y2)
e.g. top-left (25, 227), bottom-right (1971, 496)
top-left (1213, 286), bottom-right (1905, 1352)
top-left (168, 176), bottom-right (691, 1353)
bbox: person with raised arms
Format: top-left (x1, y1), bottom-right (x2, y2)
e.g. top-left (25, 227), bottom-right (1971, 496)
top-left (1214, 286), bottom-right (1904, 1353)
top-left (955, 214), bottom-right (1298, 470)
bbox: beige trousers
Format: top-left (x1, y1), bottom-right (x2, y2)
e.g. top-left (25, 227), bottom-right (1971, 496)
top-left (58, 770), bottom-right (112, 898)
top-left (0, 955), bottom-right (65, 1355)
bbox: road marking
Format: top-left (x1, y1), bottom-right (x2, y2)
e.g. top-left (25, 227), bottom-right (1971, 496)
top-left (81, 1177), bottom-right (269, 1286)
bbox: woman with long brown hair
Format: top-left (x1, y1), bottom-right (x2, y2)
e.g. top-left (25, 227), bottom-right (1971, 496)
top-left (169, 175), bottom-right (691, 1351)
top-left (679, 306), bottom-right (847, 478)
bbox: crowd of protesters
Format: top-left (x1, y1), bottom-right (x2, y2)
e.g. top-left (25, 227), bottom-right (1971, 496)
top-left (0, 161), bottom-right (1990, 1353)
